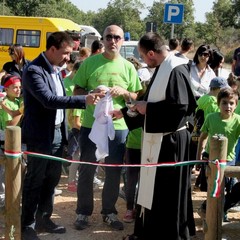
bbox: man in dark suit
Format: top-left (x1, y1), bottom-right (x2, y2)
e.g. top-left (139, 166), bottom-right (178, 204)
top-left (21, 31), bottom-right (102, 240)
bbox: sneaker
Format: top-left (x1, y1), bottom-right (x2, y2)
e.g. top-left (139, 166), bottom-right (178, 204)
top-left (74, 214), bottom-right (89, 230)
top-left (22, 226), bottom-right (40, 240)
top-left (67, 181), bottom-right (77, 192)
top-left (54, 188), bottom-right (62, 196)
top-left (123, 210), bottom-right (134, 223)
top-left (103, 213), bottom-right (124, 230)
top-left (223, 213), bottom-right (230, 222)
top-left (93, 176), bottom-right (104, 187)
top-left (35, 216), bottom-right (66, 233)
top-left (228, 205), bottom-right (240, 213)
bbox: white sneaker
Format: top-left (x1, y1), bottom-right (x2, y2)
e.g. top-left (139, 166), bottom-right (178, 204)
top-left (93, 176), bottom-right (104, 187)
top-left (228, 205), bottom-right (240, 213)
top-left (54, 188), bottom-right (62, 196)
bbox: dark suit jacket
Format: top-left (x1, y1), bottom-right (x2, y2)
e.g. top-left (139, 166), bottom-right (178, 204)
top-left (22, 53), bottom-right (86, 146)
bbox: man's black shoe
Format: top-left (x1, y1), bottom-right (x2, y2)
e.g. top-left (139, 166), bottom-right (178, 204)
top-left (21, 227), bottom-right (40, 240)
top-left (74, 214), bottom-right (89, 230)
top-left (35, 216), bottom-right (66, 233)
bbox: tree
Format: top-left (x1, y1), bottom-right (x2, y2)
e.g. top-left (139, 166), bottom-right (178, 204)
top-left (197, 0), bottom-right (240, 51)
top-left (92, 0), bottom-right (145, 40)
top-left (231, 0), bottom-right (240, 28)
top-left (5, 0), bottom-right (44, 16)
top-left (212, 0), bottom-right (235, 28)
top-left (0, 1), bottom-right (12, 15)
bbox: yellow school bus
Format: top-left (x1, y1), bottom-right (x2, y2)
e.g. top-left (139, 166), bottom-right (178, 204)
top-left (0, 16), bottom-right (82, 69)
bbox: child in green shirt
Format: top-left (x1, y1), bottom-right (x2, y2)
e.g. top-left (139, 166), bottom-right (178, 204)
top-left (194, 77), bottom-right (229, 190)
top-left (197, 87), bottom-right (240, 221)
top-left (0, 74), bottom-right (22, 209)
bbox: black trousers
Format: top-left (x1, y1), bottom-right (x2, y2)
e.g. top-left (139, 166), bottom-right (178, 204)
top-left (21, 128), bottom-right (63, 227)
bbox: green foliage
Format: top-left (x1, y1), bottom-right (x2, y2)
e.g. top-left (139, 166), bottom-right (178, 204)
top-left (5, 0), bottom-right (45, 16)
top-left (2, 0), bottom-right (240, 58)
top-left (0, 2), bottom-right (12, 15)
top-left (92, 0), bottom-right (146, 39)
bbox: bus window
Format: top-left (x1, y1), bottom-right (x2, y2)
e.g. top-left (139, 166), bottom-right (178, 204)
top-left (47, 32), bottom-right (52, 40)
top-left (0, 28), bottom-right (14, 46)
top-left (16, 30), bottom-right (41, 47)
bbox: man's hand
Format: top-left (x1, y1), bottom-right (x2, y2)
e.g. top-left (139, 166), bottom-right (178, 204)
top-left (85, 93), bottom-right (105, 105)
top-left (110, 109), bottom-right (123, 119)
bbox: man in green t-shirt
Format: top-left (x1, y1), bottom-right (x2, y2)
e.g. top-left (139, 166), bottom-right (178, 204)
top-left (73, 25), bottom-right (142, 231)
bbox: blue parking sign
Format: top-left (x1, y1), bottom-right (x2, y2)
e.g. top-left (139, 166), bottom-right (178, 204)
top-left (164, 3), bottom-right (184, 24)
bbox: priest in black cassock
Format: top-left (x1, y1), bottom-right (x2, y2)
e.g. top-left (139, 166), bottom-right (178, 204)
top-left (112, 32), bottom-right (197, 240)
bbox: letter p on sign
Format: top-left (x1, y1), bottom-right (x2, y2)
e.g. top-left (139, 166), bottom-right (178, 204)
top-left (163, 3), bottom-right (184, 24)
top-left (167, 6), bottom-right (180, 21)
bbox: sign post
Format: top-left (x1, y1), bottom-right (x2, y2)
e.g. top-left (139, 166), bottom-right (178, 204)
top-left (163, 3), bottom-right (184, 38)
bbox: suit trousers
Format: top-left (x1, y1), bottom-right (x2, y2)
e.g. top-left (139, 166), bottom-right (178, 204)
top-left (21, 127), bottom-right (63, 227)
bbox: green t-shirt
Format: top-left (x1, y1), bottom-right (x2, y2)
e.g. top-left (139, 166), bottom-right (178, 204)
top-left (235, 100), bottom-right (240, 115)
top-left (67, 108), bottom-right (84, 129)
top-left (196, 94), bottom-right (219, 119)
top-left (126, 127), bottom-right (142, 149)
top-left (0, 97), bottom-right (21, 130)
top-left (73, 54), bottom-right (142, 130)
top-left (201, 112), bottom-right (240, 161)
top-left (63, 76), bottom-right (75, 96)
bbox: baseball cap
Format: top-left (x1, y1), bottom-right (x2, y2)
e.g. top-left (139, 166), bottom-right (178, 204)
top-left (209, 77), bottom-right (229, 88)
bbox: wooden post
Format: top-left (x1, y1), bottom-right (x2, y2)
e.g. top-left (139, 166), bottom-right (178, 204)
top-left (224, 166), bottom-right (240, 178)
top-left (204, 134), bottom-right (227, 240)
top-left (4, 126), bottom-right (21, 240)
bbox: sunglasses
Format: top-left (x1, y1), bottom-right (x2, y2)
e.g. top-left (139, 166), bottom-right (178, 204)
top-left (199, 52), bottom-right (209, 57)
top-left (105, 34), bottom-right (122, 42)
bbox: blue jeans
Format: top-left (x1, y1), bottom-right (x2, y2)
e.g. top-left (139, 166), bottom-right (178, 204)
top-left (67, 128), bottom-right (80, 158)
top-left (235, 137), bottom-right (240, 165)
top-left (76, 127), bottom-right (128, 216)
top-left (21, 127), bottom-right (63, 227)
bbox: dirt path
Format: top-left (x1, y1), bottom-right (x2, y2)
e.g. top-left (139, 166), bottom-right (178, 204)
top-left (1, 172), bottom-right (240, 239)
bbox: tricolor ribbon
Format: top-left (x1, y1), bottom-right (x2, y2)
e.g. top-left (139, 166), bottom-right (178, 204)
top-left (210, 159), bottom-right (227, 198)
top-left (4, 150), bottom-right (226, 198)
top-left (4, 150), bottom-right (22, 158)
top-left (24, 151), bottom-right (207, 167)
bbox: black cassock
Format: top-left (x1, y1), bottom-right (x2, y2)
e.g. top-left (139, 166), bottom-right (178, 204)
top-left (122, 63), bottom-right (197, 240)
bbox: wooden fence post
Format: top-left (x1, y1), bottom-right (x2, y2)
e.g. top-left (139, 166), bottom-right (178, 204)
top-left (204, 134), bottom-right (227, 240)
top-left (4, 126), bottom-right (21, 240)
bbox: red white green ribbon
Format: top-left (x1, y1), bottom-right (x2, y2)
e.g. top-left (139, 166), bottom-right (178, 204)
top-left (210, 159), bottom-right (227, 198)
top-left (4, 150), bottom-right (22, 158)
top-left (4, 150), bottom-right (226, 198)
top-left (24, 151), bottom-right (207, 167)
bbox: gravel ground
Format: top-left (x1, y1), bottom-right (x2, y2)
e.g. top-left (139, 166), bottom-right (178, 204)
top-left (1, 172), bottom-right (240, 239)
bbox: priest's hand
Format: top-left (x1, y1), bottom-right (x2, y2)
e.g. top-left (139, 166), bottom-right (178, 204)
top-left (132, 101), bottom-right (147, 115)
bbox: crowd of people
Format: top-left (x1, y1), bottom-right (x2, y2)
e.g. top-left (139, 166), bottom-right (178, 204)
top-left (1, 26), bottom-right (240, 240)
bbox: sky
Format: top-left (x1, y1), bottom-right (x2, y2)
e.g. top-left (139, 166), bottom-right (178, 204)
top-left (70, 0), bottom-right (214, 23)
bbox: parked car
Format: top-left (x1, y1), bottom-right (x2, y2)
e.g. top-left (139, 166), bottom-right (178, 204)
top-left (120, 41), bottom-right (142, 62)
